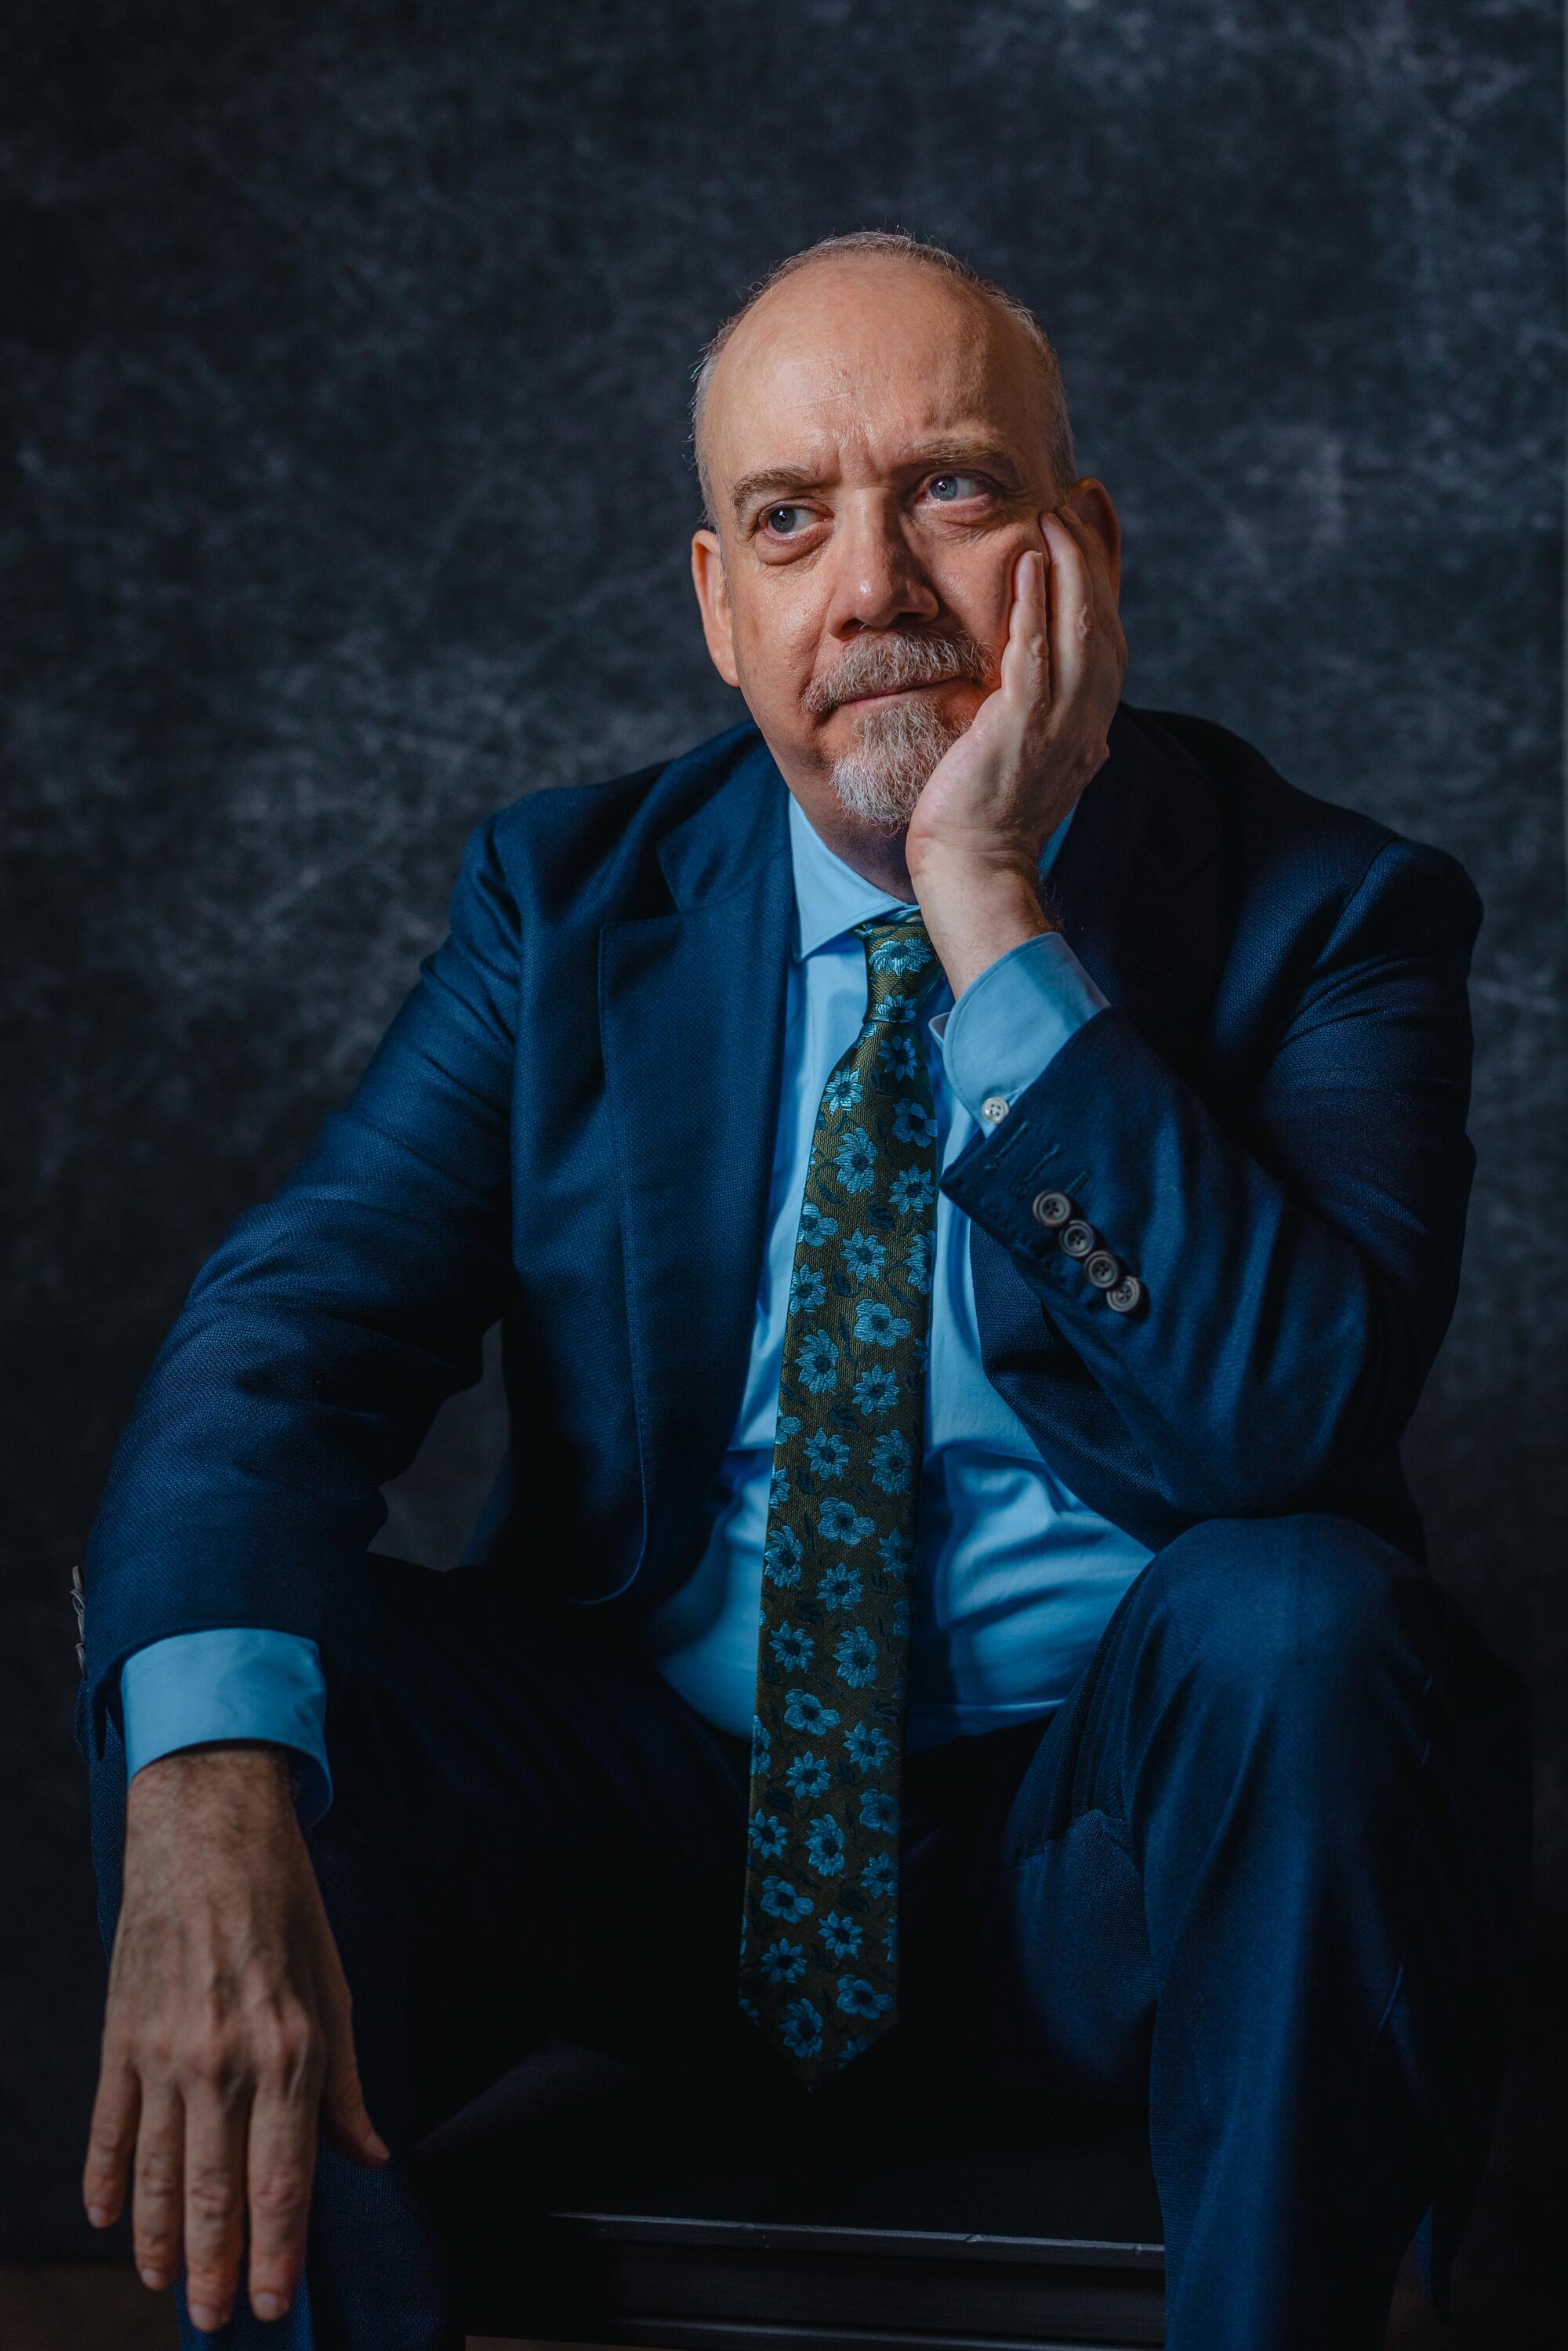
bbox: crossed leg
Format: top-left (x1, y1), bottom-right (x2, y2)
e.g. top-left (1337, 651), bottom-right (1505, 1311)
top-left (953, 1513), bottom-right (1532, 2351)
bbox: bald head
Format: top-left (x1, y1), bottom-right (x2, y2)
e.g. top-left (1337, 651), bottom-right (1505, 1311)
top-left (685, 229), bottom-right (1116, 861)
top-left (691, 232), bottom-right (1076, 532)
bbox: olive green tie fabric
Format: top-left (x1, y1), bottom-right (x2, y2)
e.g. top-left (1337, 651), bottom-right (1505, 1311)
top-left (739, 909), bottom-right (946, 2088)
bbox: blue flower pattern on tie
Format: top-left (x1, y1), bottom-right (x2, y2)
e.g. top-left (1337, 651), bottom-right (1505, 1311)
top-left (739, 910), bottom-right (943, 2089)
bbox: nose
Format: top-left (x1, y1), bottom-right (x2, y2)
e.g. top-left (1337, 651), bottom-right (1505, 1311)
top-left (823, 495), bottom-right (941, 640)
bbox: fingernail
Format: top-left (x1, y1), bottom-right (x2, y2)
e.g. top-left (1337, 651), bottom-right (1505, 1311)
top-left (252, 2290), bottom-right (286, 2320)
top-left (139, 2268), bottom-right (168, 2291)
top-left (188, 2306), bottom-right (225, 2331)
top-left (86, 2204), bottom-right (112, 2226)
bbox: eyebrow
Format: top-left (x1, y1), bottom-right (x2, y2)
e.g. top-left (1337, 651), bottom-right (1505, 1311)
top-left (727, 438), bottom-right (1026, 523)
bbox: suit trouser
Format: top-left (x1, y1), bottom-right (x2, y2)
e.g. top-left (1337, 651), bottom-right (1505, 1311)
top-left (80, 1510), bottom-right (1532, 2351)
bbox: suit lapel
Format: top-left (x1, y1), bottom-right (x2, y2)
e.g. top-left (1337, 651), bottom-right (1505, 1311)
top-left (599, 738), bottom-right (794, 1588)
top-left (1044, 699), bottom-right (1229, 1085)
top-left (599, 704), bottom-right (1229, 1589)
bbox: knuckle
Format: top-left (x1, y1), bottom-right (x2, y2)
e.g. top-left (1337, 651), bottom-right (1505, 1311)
top-left (187, 2169), bottom-right (242, 2226)
top-left (87, 2119), bottom-right (131, 2164)
top-left (253, 2014), bottom-right (319, 2084)
top-left (249, 2169), bottom-right (310, 2224)
top-left (136, 2150), bottom-right (182, 2200)
top-left (182, 2031), bottom-right (243, 2091)
top-left (100, 2022), bottom-right (139, 2070)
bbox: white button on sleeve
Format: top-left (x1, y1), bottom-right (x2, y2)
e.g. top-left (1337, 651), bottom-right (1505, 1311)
top-left (940, 931), bottom-right (1110, 1129)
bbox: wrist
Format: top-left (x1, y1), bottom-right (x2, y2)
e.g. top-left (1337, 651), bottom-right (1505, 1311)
top-left (129, 1740), bottom-right (299, 1820)
top-left (911, 859), bottom-right (1054, 1001)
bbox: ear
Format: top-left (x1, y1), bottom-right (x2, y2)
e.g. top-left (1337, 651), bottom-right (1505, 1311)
top-left (691, 529), bottom-right (741, 689)
top-left (1065, 478), bottom-right (1122, 601)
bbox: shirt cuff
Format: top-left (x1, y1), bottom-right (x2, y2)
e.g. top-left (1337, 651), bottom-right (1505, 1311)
top-left (930, 928), bottom-right (1109, 1130)
top-left (119, 1630), bottom-right (332, 1827)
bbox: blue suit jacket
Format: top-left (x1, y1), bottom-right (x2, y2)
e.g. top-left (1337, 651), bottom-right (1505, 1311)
top-left (81, 700), bottom-right (1483, 1759)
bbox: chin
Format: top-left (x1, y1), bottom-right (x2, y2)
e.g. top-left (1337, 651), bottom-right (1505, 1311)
top-left (828, 696), bottom-right (970, 830)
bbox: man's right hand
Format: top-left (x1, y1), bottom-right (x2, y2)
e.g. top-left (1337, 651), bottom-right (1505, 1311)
top-left (82, 1742), bottom-right (390, 2333)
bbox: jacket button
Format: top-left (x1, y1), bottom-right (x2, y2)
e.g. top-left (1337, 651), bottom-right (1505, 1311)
top-left (1106, 1274), bottom-right (1145, 1314)
top-left (1084, 1249), bottom-right (1122, 1288)
top-left (1031, 1189), bottom-right (1073, 1229)
top-left (1059, 1219), bottom-right (1098, 1259)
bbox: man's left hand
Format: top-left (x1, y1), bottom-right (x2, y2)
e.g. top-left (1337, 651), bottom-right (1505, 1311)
top-left (907, 506), bottom-right (1127, 999)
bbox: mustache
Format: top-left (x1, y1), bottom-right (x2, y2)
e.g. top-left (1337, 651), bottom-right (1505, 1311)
top-left (802, 629), bottom-right (995, 718)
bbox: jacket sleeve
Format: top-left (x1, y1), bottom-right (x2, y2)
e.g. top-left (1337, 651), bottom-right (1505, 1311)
top-left (81, 813), bottom-right (517, 1756)
top-left (938, 834), bottom-right (1482, 1522)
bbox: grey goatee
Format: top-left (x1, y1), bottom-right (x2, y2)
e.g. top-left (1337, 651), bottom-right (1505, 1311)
top-left (803, 630), bottom-right (994, 831)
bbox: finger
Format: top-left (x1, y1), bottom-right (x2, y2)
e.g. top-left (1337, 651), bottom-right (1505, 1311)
top-left (245, 2041), bottom-right (322, 2326)
top-left (997, 547), bottom-right (1049, 711)
top-left (131, 2080), bottom-right (186, 2296)
top-left (181, 2066), bottom-right (252, 2333)
top-left (1054, 504), bottom-right (1122, 639)
top-left (83, 2044), bottom-right (141, 2229)
top-left (317, 2000), bottom-right (390, 2168)
top-left (1041, 511), bottom-right (1096, 710)
top-left (310, 1911), bottom-right (390, 2171)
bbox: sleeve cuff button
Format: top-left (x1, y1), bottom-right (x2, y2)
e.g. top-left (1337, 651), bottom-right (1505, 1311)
top-left (1059, 1219), bottom-right (1098, 1259)
top-left (1085, 1249), bottom-right (1122, 1288)
top-left (1031, 1189), bottom-right (1073, 1228)
top-left (1106, 1274), bottom-right (1145, 1314)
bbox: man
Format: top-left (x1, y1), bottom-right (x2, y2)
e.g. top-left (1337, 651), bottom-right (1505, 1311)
top-left (76, 231), bottom-right (1530, 2349)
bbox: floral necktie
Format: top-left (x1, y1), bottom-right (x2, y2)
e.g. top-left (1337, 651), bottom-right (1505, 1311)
top-left (739, 910), bottom-right (945, 2088)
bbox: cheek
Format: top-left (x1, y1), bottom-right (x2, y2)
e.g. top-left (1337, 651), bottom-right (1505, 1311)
top-left (731, 584), bottom-right (822, 702)
top-left (934, 541), bottom-right (1020, 656)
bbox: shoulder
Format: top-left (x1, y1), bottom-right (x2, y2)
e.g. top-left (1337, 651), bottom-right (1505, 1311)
top-left (1128, 702), bottom-right (1483, 953)
top-left (464, 719), bottom-right (763, 921)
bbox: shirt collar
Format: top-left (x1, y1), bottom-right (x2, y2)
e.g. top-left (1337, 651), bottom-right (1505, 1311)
top-left (787, 786), bottom-right (1078, 962)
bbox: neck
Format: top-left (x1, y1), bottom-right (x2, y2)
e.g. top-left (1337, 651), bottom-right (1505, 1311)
top-left (782, 781), bottom-right (916, 903)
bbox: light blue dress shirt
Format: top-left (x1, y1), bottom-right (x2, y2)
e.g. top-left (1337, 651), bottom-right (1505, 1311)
top-left (639, 793), bottom-right (1152, 1747)
top-left (120, 789), bottom-right (1152, 1816)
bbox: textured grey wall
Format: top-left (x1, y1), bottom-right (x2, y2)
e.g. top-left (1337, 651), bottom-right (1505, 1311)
top-left (5, 0), bottom-right (1564, 2273)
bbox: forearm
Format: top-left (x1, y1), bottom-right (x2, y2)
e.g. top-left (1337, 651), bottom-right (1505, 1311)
top-left (82, 811), bottom-right (517, 1757)
top-left (912, 852), bottom-right (1054, 1001)
top-left (942, 1004), bottom-right (1468, 1516)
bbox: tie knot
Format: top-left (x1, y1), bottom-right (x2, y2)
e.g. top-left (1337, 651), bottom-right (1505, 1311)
top-left (853, 911), bottom-right (942, 1012)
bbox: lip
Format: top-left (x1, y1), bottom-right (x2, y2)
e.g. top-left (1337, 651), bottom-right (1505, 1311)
top-left (836, 678), bottom-right (959, 710)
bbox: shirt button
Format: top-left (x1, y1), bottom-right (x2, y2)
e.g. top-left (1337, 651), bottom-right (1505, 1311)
top-left (1084, 1249), bottom-right (1122, 1288)
top-left (981, 1094), bottom-right (1011, 1125)
top-left (1058, 1219), bottom-right (1098, 1259)
top-left (1106, 1274), bottom-right (1145, 1314)
top-left (1031, 1189), bottom-right (1073, 1228)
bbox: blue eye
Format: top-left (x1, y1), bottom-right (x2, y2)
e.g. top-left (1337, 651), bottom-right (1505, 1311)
top-left (764, 504), bottom-right (811, 535)
top-left (927, 473), bottom-right (988, 503)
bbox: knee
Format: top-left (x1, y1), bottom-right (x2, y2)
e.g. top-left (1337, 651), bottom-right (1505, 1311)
top-left (1132, 1513), bottom-right (1421, 1710)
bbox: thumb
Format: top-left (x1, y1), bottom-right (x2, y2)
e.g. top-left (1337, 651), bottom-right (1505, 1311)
top-left (318, 2008), bottom-right (390, 2167)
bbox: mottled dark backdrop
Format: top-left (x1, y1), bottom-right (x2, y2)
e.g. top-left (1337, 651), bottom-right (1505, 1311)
top-left (5, 0), bottom-right (1563, 2274)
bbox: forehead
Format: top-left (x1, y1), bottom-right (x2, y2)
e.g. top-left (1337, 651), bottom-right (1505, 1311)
top-left (703, 257), bottom-right (1047, 497)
